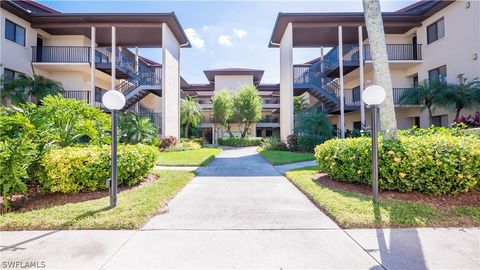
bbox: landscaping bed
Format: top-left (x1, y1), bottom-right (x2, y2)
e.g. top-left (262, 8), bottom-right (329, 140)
top-left (0, 170), bottom-right (195, 230)
top-left (156, 147), bottom-right (222, 166)
top-left (258, 148), bottom-right (315, 165)
top-left (286, 166), bottom-right (480, 228)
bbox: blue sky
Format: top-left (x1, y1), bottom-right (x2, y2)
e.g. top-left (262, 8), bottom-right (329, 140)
top-left (38, 0), bottom-right (417, 83)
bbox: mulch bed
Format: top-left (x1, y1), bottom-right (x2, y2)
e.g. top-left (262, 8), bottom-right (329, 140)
top-left (1, 174), bottom-right (158, 213)
top-left (313, 173), bottom-right (480, 209)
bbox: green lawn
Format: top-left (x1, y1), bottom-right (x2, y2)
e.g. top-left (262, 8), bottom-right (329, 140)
top-left (0, 170), bottom-right (194, 230)
top-left (156, 147), bottom-right (222, 166)
top-left (258, 148), bottom-right (315, 165)
top-left (286, 166), bottom-right (480, 228)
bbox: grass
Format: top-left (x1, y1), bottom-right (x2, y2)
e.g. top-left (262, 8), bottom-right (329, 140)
top-left (0, 170), bottom-right (195, 230)
top-left (286, 166), bottom-right (480, 228)
top-left (156, 147), bottom-right (222, 166)
top-left (258, 148), bottom-right (315, 165)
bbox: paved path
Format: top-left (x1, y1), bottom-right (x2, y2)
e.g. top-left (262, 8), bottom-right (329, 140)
top-left (1, 147), bottom-right (479, 269)
top-left (275, 159), bottom-right (317, 174)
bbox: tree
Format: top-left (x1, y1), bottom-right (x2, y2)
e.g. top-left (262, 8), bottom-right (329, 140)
top-left (180, 97), bottom-right (203, 138)
top-left (363, 0), bottom-right (397, 138)
top-left (295, 111), bottom-right (333, 137)
top-left (294, 96), bottom-right (308, 114)
top-left (212, 89), bottom-right (235, 137)
top-left (233, 85), bottom-right (263, 138)
top-left (1, 74), bottom-right (63, 105)
top-left (119, 112), bottom-right (158, 144)
top-left (436, 77), bottom-right (480, 120)
top-left (399, 79), bottom-right (446, 127)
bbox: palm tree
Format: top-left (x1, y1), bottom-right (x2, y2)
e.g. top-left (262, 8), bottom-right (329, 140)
top-left (1, 74), bottom-right (63, 105)
top-left (294, 96), bottom-right (308, 114)
top-left (119, 112), bottom-right (158, 144)
top-left (362, 0), bottom-right (397, 138)
top-left (399, 79), bottom-right (445, 127)
top-left (295, 111), bottom-right (333, 137)
top-left (181, 98), bottom-right (203, 138)
top-left (435, 77), bottom-right (480, 120)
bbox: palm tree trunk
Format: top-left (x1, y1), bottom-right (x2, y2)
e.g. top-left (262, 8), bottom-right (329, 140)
top-left (363, 0), bottom-right (398, 138)
top-left (455, 106), bottom-right (462, 121)
top-left (427, 106), bottom-right (433, 127)
top-left (184, 120), bottom-right (190, 138)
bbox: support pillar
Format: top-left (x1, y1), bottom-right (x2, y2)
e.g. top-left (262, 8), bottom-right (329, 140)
top-left (111, 26), bottom-right (116, 90)
top-left (162, 23), bottom-right (181, 138)
top-left (90, 26), bottom-right (96, 106)
top-left (280, 23), bottom-right (294, 140)
top-left (135, 47), bottom-right (139, 113)
top-left (339, 25), bottom-right (345, 138)
top-left (359, 26), bottom-right (366, 129)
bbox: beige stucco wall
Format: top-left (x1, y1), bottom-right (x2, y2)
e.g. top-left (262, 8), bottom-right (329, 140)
top-left (214, 75), bottom-right (253, 92)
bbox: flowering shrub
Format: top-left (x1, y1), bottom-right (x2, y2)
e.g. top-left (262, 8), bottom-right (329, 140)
top-left (159, 136), bottom-right (178, 151)
top-left (40, 144), bottom-right (158, 193)
top-left (315, 135), bottom-right (480, 195)
top-left (260, 137), bottom-right (288, 151)
top-left (287, 134), bottom-right (299, 151)
top-left (455, 113), bottom-right (480, 128)
top-left (165, 140), bottom-right (202, 152)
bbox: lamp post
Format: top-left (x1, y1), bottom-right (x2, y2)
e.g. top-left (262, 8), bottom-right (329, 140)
top-left (102, 90), bottom-right (126, 208)
top-left (361, 85), bottom-right (386, 203)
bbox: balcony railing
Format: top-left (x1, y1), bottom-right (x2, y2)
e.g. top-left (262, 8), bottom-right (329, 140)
top-left (364, 44), bottom-right (422, 61)
top-left (32, 46), bottom-right (90, 63)
top-left (258, 116), bottom-right (279, 123)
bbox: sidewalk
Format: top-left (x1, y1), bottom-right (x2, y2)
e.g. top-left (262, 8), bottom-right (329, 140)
top-left (1, 147), bottom-right (478, 269)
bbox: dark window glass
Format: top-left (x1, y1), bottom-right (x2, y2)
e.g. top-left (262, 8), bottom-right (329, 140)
top-left (5, 20), bottom-right (15, 42)
top-left (432, 115), bottom-right (447, 127)
top-left (5, 19), bottom-right (25, 46)
top-left (353, 121), bottom-right (362, 130)
top-left (414, 117), bottom-right (420, 127)
top-left (427, 18), bottom-right (444, 44)
top-left (413, 76), bottom-right (419, 86)
top-left (3, 68), bottom-right (15, 80)
top-left (352, 87), bottom-right (360, 102)
top-left (266, 129), bottom-right (273, 137)
top-left (429, 66), bottom-right (447, 82)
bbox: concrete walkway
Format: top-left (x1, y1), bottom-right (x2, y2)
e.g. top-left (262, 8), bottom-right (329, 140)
top-left (275, 159), bottom-right (317, 174)
top-left (1, 147), bottom-right (479, 269)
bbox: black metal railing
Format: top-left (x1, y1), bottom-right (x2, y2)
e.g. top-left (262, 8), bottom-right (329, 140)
top-left (364, 44), bottom-right (422, 61)
top-left (118, 67), bottom-right (162, 98)
top-left (32, 46), bottom-right (90, 63)
top-left (62, 90), bottom-right (90, 102)
top-left (259, 115), bottom-right (279, 123)
top-left (139, 112), bottom-right (162, 134)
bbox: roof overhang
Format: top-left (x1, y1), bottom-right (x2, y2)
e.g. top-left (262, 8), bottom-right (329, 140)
top-left (203, 68), bottom-right (264, 84)
top-left (269, 12), bottom-right (424, 48)
top-left (28, 13), bottom-right (190, 47)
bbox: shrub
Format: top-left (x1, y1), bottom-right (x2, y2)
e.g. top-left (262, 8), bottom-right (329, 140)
top-left (181, 138), bottom-right (204, 147)
top-left (40, 144), bottom-right (158, 193)
top-left (287, 134), bottom-right (299, 151)
top-left (0, 109), bottom-right (39, 209)
top-left (165, 140), bottom-right (202, 152)
top-left (159, 136), bottom-right (178, 151)
top-left (298, 134), bottom-right (327, 152)
top-left (218, 137), bottom-right (262, 147)
top-left (261, 137), bottom-right (288, 151)
top-left (315, 135), bottom-right (480, 195)
top-left (119, 112), bottom-right (158, 145)
top-left (397, 125), bottom-right (468, 137)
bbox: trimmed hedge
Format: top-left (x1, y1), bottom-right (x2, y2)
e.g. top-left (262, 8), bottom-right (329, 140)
top-left (40, 144), bottom-right (158, 193)
top-left (218, 137), bottom-right (262, 147)
top-left (315, 135), bottom-right (480, 195)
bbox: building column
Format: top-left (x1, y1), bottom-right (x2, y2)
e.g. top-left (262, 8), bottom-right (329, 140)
top-left (280, 22), bottom-right (294, 140)
top-left (90, 26), bottom-right (96, 106)
top-left (111, 26), bottom-right (116, 90)
top-left (162, 23), bottom-right (181, 138)
top-left (359, 26), bottom-right (365, 129)
top-left (134, 47), bottom-right (139, 113)
top-left (338, 25), bottom-right (345, 138)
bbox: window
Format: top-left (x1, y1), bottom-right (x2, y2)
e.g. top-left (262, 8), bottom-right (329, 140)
top-left (3, 68), bottom-right (21, 81)
top-left (427, 18), bottom-right (444, 44)
top-left (429, 65), bottom-right (447, 82)
top-left (5, 19), bottom-right (26, 46)
top-left (413, 117), bottom-right (420, 127)
top-left (413, 75), bottom-right (419, 86)
top-left (352, 87), bottom-right (360, 102)
top-left (432, 115), bottom-right (447, 127)
top-left (353, 121), bottom-right (362, 130)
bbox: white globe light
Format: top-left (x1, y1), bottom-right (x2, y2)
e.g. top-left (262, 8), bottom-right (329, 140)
top-left (102, 90), bottom-right (125, 110)
top-left (362, 85), bottom-right (386, 105)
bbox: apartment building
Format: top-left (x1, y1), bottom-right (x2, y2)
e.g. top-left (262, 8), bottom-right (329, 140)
top-left (270, 0), bottom-right (480, 139)
top-left (182, 68), bottom-right (280, 143)
top-left (0, 0), bottom-right (190, 137)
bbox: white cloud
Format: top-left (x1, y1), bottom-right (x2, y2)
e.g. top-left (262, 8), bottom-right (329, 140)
top-left (185, 28), bottom-right (205, 50)
top-left (218, 35), bottom-right (233, 46)
top-left (233, 28), bottom-right (248, 38)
